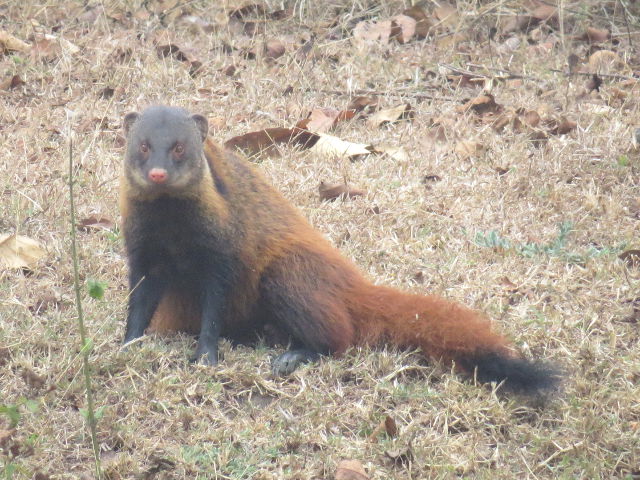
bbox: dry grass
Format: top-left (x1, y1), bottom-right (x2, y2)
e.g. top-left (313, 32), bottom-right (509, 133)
top-left (1, 0), bottom-right (639, 478)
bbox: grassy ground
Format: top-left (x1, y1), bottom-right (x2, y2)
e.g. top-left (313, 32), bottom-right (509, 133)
top-left (1, 0), bottom-right (639, 478)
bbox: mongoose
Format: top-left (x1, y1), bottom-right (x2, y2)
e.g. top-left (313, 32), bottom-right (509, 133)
top-left (120, 105), bottom-right (558, 394)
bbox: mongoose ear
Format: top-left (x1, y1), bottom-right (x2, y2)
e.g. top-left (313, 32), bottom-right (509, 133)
top-left (123, 112), bottom-right (140, 136)
top-left (191, 114), bottom-right (208, 142)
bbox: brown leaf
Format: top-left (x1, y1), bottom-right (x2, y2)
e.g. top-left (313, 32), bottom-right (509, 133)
top-left (224, 127), bottom-right (319, 157)
top-left (546, 117), bottom-right (576, 135)
top-left (229, 4), bottom-right (266, 20)
top-left (0, 234), bottom-right (46, 270)
top-left (531, 4), bottom-right (558, 22)
top-left (402, 6), bottom-right (432, 39)
top-left (434, 3), bottom-right (459, 30)
top-left (347, 96), bottom-right (378, 114)
top-left (156, 44), bottom-right (202, 75)
top-left (335, 459), bottom-right (369, 480)
top-left (619, 250), bottom-right (640, 268)
top-left (0, 429), bottom-right (15, 448)
top-left (385, 447), bottom-right (413, 467)
top-left (220, 64), bottom-right (236, 76)
top-left (319, 182), bottom-right (365, 202)
top-left (77, 216), bottom-right (114, 232)
top-left (582, 27), bottom-right (610, 44)
top-left (0, 30), bottom-right (31, 52)
top-left (265, 38), bottom-right (285, 59)
top-left (301, 108), bottom-right (342, 133)
top-left (367, 104), bottom-right (413, 128)
top-left (0, 347), bottom-right (10, 367)
top-left (458, 93), bottom-right (503, 116)
top-left (0, 74), bottom-right (25, 90)
top-left (588, 50), bottom-right (627, 74)
top-left (523, 110), bottom-right (541, 128)
top-left (391, 15), bottom-right (416, 44)
top-left (455, 140), bottom-right (485, 159)
top-left (353, 20), bottom-right (393, 46)
top-left (29, 294), bottom-right (63, 315)
top-left (22, 367), bottom-right (46, 389)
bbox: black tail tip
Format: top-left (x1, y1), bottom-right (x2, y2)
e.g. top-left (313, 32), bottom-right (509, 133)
top-left (460, 351), bottom-right (561, 396)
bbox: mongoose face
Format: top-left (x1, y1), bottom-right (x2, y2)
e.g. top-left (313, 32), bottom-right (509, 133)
top-left (123, 105), bottom-right (209, 196)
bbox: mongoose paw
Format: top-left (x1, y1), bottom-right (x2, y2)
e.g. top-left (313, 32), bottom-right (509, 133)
top-left (272, 349), bottom-right (319, 376)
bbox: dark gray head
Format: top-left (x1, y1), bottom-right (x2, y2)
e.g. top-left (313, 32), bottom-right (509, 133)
top-left (123, 106), bottom-right (209, 195)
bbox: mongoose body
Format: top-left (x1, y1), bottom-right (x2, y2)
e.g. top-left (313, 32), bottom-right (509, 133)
top-left (120, 105), bottom-right (558, 393)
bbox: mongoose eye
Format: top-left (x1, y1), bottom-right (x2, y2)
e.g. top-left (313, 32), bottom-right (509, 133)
top-left (139, 142), bottom-right (149, 154)
top-left (174, 143), bottom-right (185, 156)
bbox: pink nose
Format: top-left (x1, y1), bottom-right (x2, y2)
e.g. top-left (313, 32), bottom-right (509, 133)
top-left (149, 168), bottom-right (168, 184)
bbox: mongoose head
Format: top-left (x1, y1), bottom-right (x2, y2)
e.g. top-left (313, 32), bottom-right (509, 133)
top-left (123, 106), bottom-right (209, 196)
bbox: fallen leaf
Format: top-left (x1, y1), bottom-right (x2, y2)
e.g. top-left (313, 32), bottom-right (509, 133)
top-left (545, 117), bottom-right (577, 135)
top-left (310, 133), bottom-right (372, 159)
top-left (353, 20), bottom-right (393, 46)
top-left (531, 4), bottom-right (558, 23)
top-left (458, 93), bottom-right (503, 116)
top-left (319, 182), bottom-right (365, 201)
top-left (0, 74), bottom-right (25, 90)
top-left (0, 429), bottom-right (15, 448)
top-left (156, 43), bottom-right (203, 75)
top-left (0, 234), bottom-right (46, 270)
top-left (265, 38), bottom-right (285, 59)
top-left (335, 459), bottom-right (369, 480)
top-left (588, 50), bottom-right (626, 74)
top-left (402, 6), bottom-right (432, 39)
top-left (385, 447), bottom-right (413, 467)
top-left (77, 216), bottom-right (114, 232)
top-left (434, 3), bottom-right (459, 30)
top-left (367, 104), bottom-right (413, 128)
top-left (582, 27), bottom-right (610, 44)
top-left (619, 250), bottom-right (640, 268)
top-left (370, 145), bottom-right (409, 162)
top-left (224, 127), bottom-right (319, 157)
top-left (300, 108), bottom-right (342, 133)
top-left (391, 15), bottom-right (416, 44)
top-left (347, 96), bottom-right (378, 114)
top-left (0, 30), bottom-right (31, 52)
top-left (22, 367), bottom-right (46, 389)
top-left (455, 140), bottom-right (485, 159)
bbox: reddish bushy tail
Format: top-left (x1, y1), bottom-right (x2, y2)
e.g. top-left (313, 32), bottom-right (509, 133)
top-left (348, 284), bottom-right (558, 394)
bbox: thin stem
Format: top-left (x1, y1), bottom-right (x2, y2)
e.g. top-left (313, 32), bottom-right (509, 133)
top-left (69, 140), bottom-right (102, 479)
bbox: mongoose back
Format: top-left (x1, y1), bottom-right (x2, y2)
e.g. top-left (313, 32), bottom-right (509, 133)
top-left (120, 105), bottom-right (558, 394)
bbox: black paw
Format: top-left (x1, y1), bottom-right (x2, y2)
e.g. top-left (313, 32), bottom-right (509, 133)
top-left (272, 349), bottom-right (319, 376)
top-left (191, 344), bottom-right (219, 366)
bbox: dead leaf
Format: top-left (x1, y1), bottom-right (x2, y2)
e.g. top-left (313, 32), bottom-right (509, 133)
top-left (546, 117), bottom-right (577, 135)
top-left (582, 27), bottom-right (610, 44)
top-left (319, 182), bottom-right (365, 201)
top-left (77, 216), bottom-right (114, 232)
top-left (455, 140), bottom-right (485, 159)
top-left (402, 6), bottom-right (432, 39)
top-left (0, 429), bottom-right (15, 448)
top-left (0, 30), bottom-right (31, 52)
top-left (531, 4), bottom-right (558, 23)
top-left (588, 50), bottom-right (626, 74)
top-left (367, 104), bottom-right (413, 128)
top-left (391, 15), bottom-right (416, 44)
top-left (619, 250), bottom-right (640, 268)
top-left (0, 74), bottom-right (25, 90)
top-left (310, 133), bottom-right (372, 159)
top-left (30, 294), bottom-right (63, 315)
top-left (265, 38), bottom-right (285, 59)
top-left (370, 145), bottom-right (409, 162)
top-left (385, 446), bottom-right (413, 467)
top-left (458, 93), bottom-right (503, 116)
top-left (0, 234), bottom-right (46, 270)
top-left (335, 459), bottom-right (369, 480)
top-left (224, 127), bottom-right (319, 157)
top-left (353, 20), bottom-right (393, 46)
top-left (156, 43), bottom-right (202, 75)
top-left (300, 108), bottom-right (342, 133)
top-left (434, 3), bottom-right (459, 30)
top-left (347, 96), bottom-right (378, 114)
top-left (22, 367), bottom-right (46, 389)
